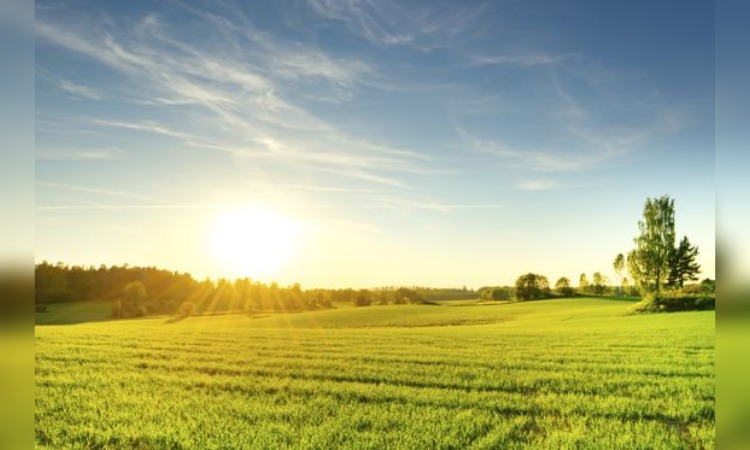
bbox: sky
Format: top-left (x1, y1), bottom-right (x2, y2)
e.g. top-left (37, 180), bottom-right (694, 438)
top-left (717, 0), bottom-right (750, 284)
top-left (34, 0), bottom-right (715, 288)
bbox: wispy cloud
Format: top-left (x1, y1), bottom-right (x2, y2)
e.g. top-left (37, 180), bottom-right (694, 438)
top-left (36, 181), bottom-right (160, 201)
top-left (36, 202), bottom-right (505, 212)
top-left (456, 64), bottom-right (685, 174)
top-left (304, 0), bottom-right (486, 50)
top-left (35, 8), bottom-right (436, 188)
top-left (459, 124), bottom-right (665, 173)
top-left (457, 127), bottom-right (590, 172)
top-left (36, 147), bottom-right (126, 161)
top-left (90, 119), bottom-right (195, 141)
top-left (276, 184), bottom-right (380, 194)
top-left (514, 180), bottom-right (560, 191)
top-left (58, 79), bottom-right (103, 99)
top-left (36, 204), bottom-right (222, 211)
top-left (470, 53), bottom-right (570, 67)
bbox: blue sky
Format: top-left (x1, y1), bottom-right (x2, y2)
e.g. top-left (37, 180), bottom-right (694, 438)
top-left (35, 0), bottom-right (715, 287)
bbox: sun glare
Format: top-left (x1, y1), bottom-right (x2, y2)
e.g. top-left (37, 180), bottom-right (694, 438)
top-left (212, 207), bottom-right (300, 278)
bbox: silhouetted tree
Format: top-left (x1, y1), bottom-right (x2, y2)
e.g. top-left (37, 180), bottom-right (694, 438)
top-left (353, 289), bottom-right (372, 306)
top-left (395, 287), bottom-right (423, 304)
top-left (491, 287), bottom-right (512, 300)
top-left (578, 273), bottom-right (589, 295)
top-left (555, 277), bottom-right (574, 296)
top-left (514, 273), bottom-right (550, 301)
top-left (591, 272), bottom-right (608, 296)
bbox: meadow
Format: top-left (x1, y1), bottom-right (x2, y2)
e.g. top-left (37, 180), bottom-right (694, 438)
top-left (35, 298), bottom-right (714, 449)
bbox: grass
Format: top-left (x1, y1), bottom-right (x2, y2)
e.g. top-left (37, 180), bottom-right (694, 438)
top-left (35, 301), bottom-right (113, 325)
top-left (35, 298), bottom-right (714, 449)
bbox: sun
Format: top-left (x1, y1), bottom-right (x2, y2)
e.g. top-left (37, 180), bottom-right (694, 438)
top-left (212, 206), bottom-right (300, 278)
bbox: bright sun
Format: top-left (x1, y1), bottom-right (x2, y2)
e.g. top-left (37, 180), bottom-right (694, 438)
top-left (212, 206), bottom-right (300, 278)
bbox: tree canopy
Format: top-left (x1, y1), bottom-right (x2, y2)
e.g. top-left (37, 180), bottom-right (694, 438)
top-left (554, 277), bottom-right (574, 296)
top-left (668, 236), bottom-right (701, 288)
top-left (514, 273), bottom-right (551, 301)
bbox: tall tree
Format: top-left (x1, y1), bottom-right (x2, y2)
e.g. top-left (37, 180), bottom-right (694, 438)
top-left (622, 277), bottom-right (632, 296)
top-left (629, 195), bottom-right (676, 294)
top-left (613, 253), bottom-right (625, 296)
top-left (668, 236), bottom-right (701, 288)
top-left (592, 272), bottom-right (608, 296)
top-left (578, 273), bottom-right (589, 295)
top-left (554, 277), bottom-right (573, 296)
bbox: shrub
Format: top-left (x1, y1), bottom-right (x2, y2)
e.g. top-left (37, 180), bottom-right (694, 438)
top-left (354, 295), bottom-right (372, 307)
top-left (179, 301), bottom-right (196, 317)
top-left (491, 287), bottom-right (512, 300)
top-left (632, 293), bottom-right (715, 313)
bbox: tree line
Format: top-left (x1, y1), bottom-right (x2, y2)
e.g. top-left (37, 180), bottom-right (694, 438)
top-left (479, 271), bottom-right (642, 302)
top-left (35, 262), bottom-right (476, 318)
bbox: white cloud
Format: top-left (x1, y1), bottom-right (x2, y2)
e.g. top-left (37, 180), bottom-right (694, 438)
top-left (36, 147), bottom-right (126, 161)
top-left (514, 180), bottom-right (560, 191)
top-left (36, 181), bottom-right (159, 201)
top-left (455, 65), bottom-right (686, 174)
top-left (35, 9), bottom-right (436, 189)
top-left (59, 79), bottom-right (103, 99)
top-left (304, 0), bottom-right (485, 50)
top-left (471, 53), bottom-right (569, 68)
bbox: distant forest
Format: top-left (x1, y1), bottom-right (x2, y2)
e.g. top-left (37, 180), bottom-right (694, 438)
top-left (35, 262), bottom-right (477, 318)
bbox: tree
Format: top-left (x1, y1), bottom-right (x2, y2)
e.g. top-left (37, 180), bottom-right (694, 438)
top-left (491, 287), bottom-right (512, 300)
top-left (395, 287), bottom-right (423, 304)
top-left (353, 289), bottom-right (372, 306)
top-left (114, 281), bottom-right (149, 318)
top-left (578, 273), bottom-right (589, 295)
top-left (700, 278), bottom-right (715, 294)
top-left (178, 301), bottom-right (196, 317)
top-left (622, 277), bottom-right (634, 296)
top-left (668, 236), bottom-right (701, 289)
top-left (613, 253), bottom-right (625, 296)
top-left (555, 277), bottom-right (574, 296)
top-left (514, 273), bottom-right (550, 301)
top-left (628, 195), bottom-right (676, 294)
top-left (591, 272), bottom-right (608, 296)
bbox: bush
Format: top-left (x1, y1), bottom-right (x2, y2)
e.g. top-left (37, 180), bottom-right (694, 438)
top-left (555, 287), bottom-right (575, 297)
top-left (179, 301), bottom-right (196, 317)
top-left (632, 293), bottom-right (715, 313)
top-left (491, 287), bottom-right (512, 300)
top-left (354, 295), bottom-right (371, 307)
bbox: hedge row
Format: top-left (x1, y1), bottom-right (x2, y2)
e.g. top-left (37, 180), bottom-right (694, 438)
top-left (633, 293), bottom-right (715, 313)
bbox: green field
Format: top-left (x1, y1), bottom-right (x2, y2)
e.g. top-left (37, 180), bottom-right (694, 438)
top-left (35, 298), bottom-right (714, 449)
top-left (35, 301), bottom-right (114, 325)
